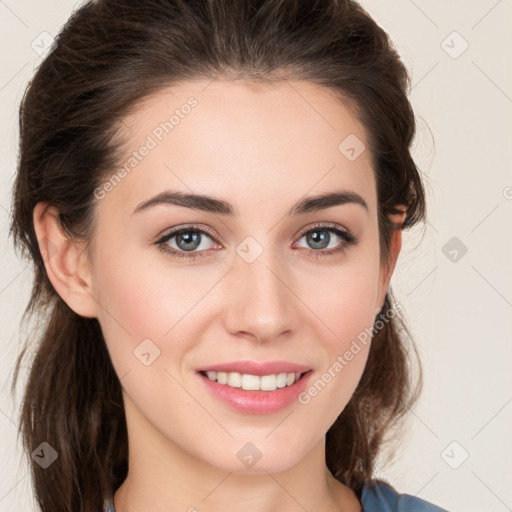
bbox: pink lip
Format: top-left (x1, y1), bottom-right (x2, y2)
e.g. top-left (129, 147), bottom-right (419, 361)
top-left (197, 360), bottom-right (311, 376)
top-left (197, 370), bottom-right (314, 415)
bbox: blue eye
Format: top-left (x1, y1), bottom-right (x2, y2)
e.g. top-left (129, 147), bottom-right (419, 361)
top-left (293, 224), bottom-right (359, 258)
top-left (155, 225), bottom-right (218, 261)
top-left (154, 223), bottom-right (358, 261)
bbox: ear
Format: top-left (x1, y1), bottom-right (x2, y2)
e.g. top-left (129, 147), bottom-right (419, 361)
top-left (33, 202), bottom-right (97, 318)
top-left (375, 206), bottom-right (407, 316)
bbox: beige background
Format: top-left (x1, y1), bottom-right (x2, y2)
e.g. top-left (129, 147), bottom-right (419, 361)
top-left (1, 1), bottom-right (511, 510)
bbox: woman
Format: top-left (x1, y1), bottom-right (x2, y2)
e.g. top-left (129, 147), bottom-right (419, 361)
top-left (10, 0), bottom-right (448, 510)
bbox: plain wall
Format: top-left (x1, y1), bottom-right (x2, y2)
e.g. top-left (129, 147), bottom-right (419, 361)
top-left (1, 1), bottom-right (511, 510)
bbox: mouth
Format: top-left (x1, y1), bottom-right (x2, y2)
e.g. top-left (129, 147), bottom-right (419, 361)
top-left (197, 369), bottom-right (312, 392)
top-left (195, 368), bottom-right (314, 414)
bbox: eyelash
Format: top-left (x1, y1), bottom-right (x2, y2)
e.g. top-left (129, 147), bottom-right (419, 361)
top-left (154, 223), bottom-right (359, 261)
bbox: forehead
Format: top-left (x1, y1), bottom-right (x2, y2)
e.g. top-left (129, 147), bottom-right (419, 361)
top-left (103, 78), bottom-right (376, 217)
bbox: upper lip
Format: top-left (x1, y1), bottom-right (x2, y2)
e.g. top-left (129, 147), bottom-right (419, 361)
top-left (197, 360), bottom-right (312, 376)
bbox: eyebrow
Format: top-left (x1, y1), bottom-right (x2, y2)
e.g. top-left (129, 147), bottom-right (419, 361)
top-left (132, 189), bottom-right (368, 216)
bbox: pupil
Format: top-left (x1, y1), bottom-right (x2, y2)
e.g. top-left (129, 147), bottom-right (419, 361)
top-left (178, 231), bottom-right (200, 251)
top-left (308, 230), bottom-right (329, 249)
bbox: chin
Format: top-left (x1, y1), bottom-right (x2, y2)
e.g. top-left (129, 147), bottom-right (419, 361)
top-left (203, 447), bottom-right (302, 476)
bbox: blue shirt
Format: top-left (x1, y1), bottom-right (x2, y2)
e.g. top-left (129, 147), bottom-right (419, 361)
top-left (103, 480), bottom-right (448, 511)
top-left (361, 480), bottom-right (448, 511)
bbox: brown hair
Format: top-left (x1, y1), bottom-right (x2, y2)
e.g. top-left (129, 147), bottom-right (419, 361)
top-left (9, 0), bottom-right (427, 510)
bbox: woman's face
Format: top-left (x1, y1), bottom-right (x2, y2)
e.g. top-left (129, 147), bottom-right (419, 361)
top-left (86, 79), bottom-right (397, 474)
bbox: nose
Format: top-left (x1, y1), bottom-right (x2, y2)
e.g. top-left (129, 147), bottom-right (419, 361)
top-left (222, 246), bottom-right (301, 344)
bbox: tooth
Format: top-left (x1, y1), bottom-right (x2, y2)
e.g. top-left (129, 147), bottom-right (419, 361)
top-left (227, 372), bottom-right (242, 387)
top-left (241, 374), bottom-right (260, 390)
top-left (260, 374), bottom-right (277, 391)
top-left (276, 373), bottom-right (288, 388)
top-left (204, 371), bottom-right (303, 389)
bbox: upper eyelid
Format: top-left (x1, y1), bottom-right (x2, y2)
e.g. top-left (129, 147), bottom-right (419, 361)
top-left (292, 222), bottom-right (350, 239)
top-left (155, 223), bottom-right (217, 242)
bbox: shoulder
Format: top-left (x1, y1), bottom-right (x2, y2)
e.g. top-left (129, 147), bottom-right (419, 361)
top-left (361, 480), bottom-right (449, 512)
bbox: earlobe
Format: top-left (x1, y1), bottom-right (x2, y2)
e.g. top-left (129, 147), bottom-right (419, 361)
top-left (33, 202), bottom-right (97, 318)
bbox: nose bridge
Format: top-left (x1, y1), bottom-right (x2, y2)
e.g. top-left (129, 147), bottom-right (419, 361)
top-left (223, 243), bottom-right (299, 342)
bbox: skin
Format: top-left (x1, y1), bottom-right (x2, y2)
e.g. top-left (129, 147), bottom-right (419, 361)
top-left (34, 79), bottom-right (405, 512)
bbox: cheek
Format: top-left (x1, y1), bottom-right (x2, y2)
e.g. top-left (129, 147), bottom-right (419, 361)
top-left (296, 277), bottom-right (376, 436)
top-left (91, 242), bottom-right (222, 369)
top-left (92, 250), bottom-right (211, 417)
top-left (297, 250), bottom-right (380, 409)
top-left (310, 277), bottom-right (375, 383)
top-left (305, 254), bottom-right (381, 349)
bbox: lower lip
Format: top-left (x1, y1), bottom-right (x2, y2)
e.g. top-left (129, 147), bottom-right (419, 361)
top-left (197, 370), bottom-right (313, 415)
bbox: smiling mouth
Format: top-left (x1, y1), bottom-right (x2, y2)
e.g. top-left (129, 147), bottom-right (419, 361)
top-left (198, 369), bottom-right (311, 392)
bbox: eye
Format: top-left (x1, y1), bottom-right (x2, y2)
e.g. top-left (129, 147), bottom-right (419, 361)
top-left (292, 223), bottom-right (358, 257)
top-left (154, 222), bottom-right (358, 261)
top-left (155, 225), bottom-right (219, 261)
